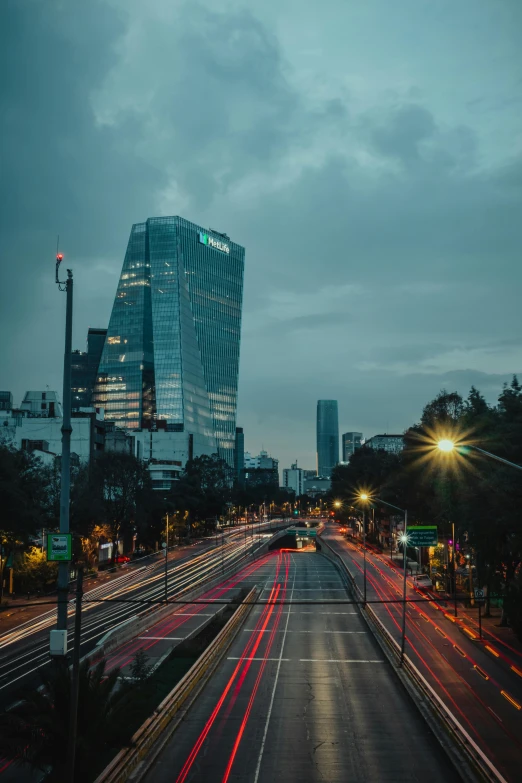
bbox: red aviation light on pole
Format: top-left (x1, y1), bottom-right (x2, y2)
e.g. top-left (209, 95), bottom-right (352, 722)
top-left (55, 252), bottom-right (64, 284)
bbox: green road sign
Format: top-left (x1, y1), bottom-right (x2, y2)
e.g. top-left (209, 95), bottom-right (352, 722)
top-left (288, 529), bottom-right (317, 538)
top-left (407, 526), bottom-right (438, 547)
top-left (47, 534), bottom-right (72, 562)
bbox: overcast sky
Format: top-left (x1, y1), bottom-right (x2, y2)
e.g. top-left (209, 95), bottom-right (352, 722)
top-left (1, 0), bottom-right (521, 470)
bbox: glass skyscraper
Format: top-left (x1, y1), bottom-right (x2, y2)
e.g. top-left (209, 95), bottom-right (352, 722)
top-left (316, 400), bottom-right (339, 477)
top-left (93, 216), bottom-right (245, 465)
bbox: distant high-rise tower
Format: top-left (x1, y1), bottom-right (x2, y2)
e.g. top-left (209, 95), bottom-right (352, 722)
top-left (71, 327), bottom-right (107, 409)
top-left (93, 216), bottom-right (245, 465)
top-left (342, 431), bottom-right (363, 462)
top-left (316, 400), bottom-right (339, 477)
top-left (234, 426), bottom-right (245, 481)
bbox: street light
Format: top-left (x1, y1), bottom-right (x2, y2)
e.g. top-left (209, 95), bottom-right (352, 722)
top-left (357, 493), bottom-right (369, 606)
top-left (436, 439), bottom-right (522, 471)
top-left (358, 493), bottom-right (409, 665)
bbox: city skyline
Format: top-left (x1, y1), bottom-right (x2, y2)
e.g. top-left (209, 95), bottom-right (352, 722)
top-left (1, 1), bottom-right (521, 471)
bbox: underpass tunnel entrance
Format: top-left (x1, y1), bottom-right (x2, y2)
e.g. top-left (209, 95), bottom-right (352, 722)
top-left (269, 530), bottom-right (318, 551)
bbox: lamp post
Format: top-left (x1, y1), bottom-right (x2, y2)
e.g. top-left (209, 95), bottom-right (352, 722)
top-left (357, 494), bottom-right (369, 606)
top-left (437, 439), bottom-right (522, 471)
top-left (164, 513), bottom-right (169, 604)
top-left (55, 252), bottom-right (73, 643)
top-left (358, 493), bottom-right (408, 664)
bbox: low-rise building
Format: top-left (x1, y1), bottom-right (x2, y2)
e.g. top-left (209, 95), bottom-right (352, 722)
top-left (283, 464), bottom-right (306, 496)
top-left (20, 391), bottom-right (62, 418)
top-left (303, 476), bottom-right (331, 497)
top-left (365, 434), bottom-right (404, 454)
top-left (0, 403), bottom-right (105, 463)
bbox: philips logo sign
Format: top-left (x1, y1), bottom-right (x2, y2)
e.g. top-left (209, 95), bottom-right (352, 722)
top-left (198, 232), bottom-right (230, 254)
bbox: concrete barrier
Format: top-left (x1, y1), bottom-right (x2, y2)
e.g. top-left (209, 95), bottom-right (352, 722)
top-left (319, 536), bottom-right (507, 783)
top-left (93, 586), bottom-right (259, 783)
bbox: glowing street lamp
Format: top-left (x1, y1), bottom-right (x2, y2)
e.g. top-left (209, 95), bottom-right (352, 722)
top-left (437, 439), bottom-right (522, 471)
top-left (437, 439), bottom-right (454, 453)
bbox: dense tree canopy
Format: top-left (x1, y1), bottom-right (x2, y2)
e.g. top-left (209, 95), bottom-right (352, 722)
top-left (330, 381), bottom-right (522, 637)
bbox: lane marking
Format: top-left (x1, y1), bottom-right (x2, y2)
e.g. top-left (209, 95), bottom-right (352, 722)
top-left (227, 657), bottom-right (290, 662)
top-left (253, 556), bottom-right (295, 783)
top-left (137, 636), bottom-right (183, 641)
top-left (510, 665), bottom-right (522, 678)
top-left (298, 611), bottom-right (357, 615)
top-left (243, 629), bottom-right (367, 634)
top-left (485, 645), bottom-right (499, 657)
top-left (501, 690), bottom-right (522, 710)
top-left (299, 659), bottom-right (384, 663)
top-left (473, 665), bottom-right (489, 680)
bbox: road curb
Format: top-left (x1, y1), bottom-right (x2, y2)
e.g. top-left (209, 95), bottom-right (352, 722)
top-left (93, 585), bottom-right (259, 783)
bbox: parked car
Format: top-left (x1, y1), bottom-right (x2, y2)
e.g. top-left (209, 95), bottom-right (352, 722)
top-left (413, 574), bottom-right (433, 591)
top-left (114, 554), bottom-right (131, 564)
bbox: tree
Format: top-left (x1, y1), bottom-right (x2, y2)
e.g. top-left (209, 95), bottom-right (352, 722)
top-left (13, 546), bottom-right (57, 595)
top-left (0, 445), bottom-right (48, 547)
top-left (0, 658), bottom-right (132, 782)
top-left (89, 452), bottom-right (153, 559)
top-left (169, 454), bottom-right (234, 535)
top-left (130, 650), bottom-right (151, 682)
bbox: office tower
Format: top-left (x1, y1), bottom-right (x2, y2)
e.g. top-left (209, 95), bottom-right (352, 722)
top-left (94, 216), bottom-right (245, 465)
top-left (316, 399), bottom-right (339, 477)
top-left (342, 431), bottom-right (363, 462)
top-left (71, 328), bottom-right (107, 409)
top-left (234, 426), bottom-right (244, 481)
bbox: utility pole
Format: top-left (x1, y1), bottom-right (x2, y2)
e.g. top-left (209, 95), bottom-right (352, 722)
top-left (363, 509), bottom-right (367, 606)
top-left (67, 565), bottom-right (83, 783)
top-left (400, 510), bottom-right (408, 665)
top-left (164, 513), bottom-right (169, 603)
top-left (56, 252), bottom-right (73, 639)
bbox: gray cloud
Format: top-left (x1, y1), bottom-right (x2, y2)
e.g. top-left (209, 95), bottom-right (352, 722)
top-left (1, 0), bottom-right (521, 471)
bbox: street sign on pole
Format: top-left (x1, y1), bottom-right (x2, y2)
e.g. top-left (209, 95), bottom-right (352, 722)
top-left (288, 529), bottom-right (317, 537)
top-left (47, 534), bottom-right (72, 562)
top-left (407, 526), bottom-right (438, 547)
top-left (474, 588), bottom-right (486, 605)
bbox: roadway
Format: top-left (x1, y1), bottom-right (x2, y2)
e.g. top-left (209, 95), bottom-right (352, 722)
top-left (143, 548), bottom-right (459, 783)
top-left (322, 524), bottom-right (522, 783)
top-left (0, 523), bottom-right (277, 705)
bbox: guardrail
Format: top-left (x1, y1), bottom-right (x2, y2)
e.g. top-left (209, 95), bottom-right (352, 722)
top-left (318, 536), bottom-right (508, 783)
top-left (94, 585), bottom-right (258, 783)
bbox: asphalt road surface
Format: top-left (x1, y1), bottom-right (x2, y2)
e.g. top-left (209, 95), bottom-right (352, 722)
top-left (144, 549), bottom-right (459, 783)
top-left (323, 524), bottom-right (522, 783)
